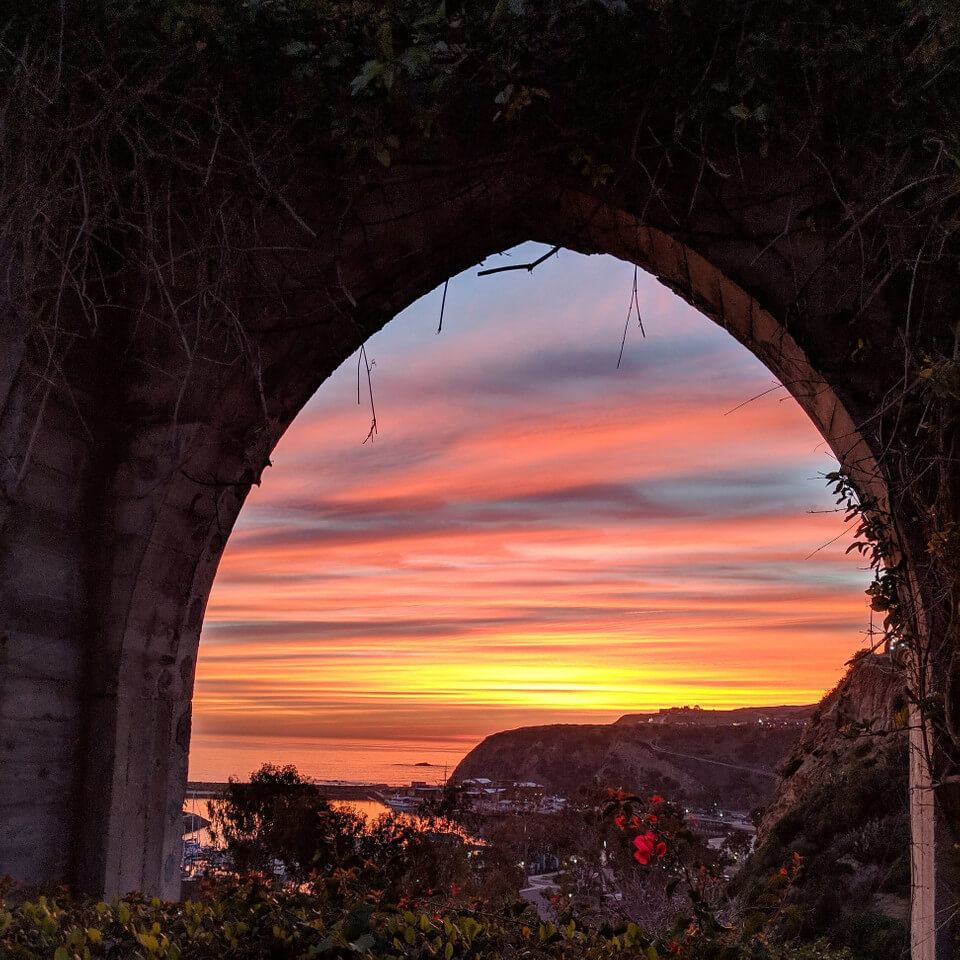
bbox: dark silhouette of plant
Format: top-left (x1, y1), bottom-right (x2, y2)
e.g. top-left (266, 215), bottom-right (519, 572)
top-left (209, 763), bottom-right (364, 883)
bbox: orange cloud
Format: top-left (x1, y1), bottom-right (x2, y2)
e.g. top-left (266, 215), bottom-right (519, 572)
top-left (189, 249), bottom-right (873, 779)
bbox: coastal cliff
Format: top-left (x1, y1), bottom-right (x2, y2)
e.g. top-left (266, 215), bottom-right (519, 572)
top-left (756, 652), bottom-right (907, 840)
top-left (451, 711), bottom-right (805, 810)
top-left (735, 653), bottom-right (909, 958)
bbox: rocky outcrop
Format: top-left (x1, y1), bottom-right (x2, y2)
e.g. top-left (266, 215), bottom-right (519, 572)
top-left (736, 653), bottom-right (910, 960)
top-left (756, 653), bottom-right (907, 840)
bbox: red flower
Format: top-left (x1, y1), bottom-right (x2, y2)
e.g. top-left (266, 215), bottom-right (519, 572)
top-left (646, 814), bottom-right (657, 824)
top-left (451, 883), bottom-right (459, 895)
top-left (656, 841), bottom-right (667, 860)
top-left (614, 815), bottom-right (625, 829)
top-left (633, 831), bottom-right (658, 864)
top-left (779, 868), bottom-right (788, 876)
top-left (629, 815), bottom-right (642, 828)
top-left (668, 942), bottom-right (680, 955)
top-left (650, 795), bottom-right (664, 804)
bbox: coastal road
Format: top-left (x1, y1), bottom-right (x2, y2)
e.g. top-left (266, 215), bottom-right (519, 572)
top-left (648, 744), bottom-right (777, 779)
top-left (520, 873), bottom-right (561, 920)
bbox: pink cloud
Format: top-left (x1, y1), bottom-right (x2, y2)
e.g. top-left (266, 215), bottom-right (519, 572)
top-left (190, 249), bottom-right (872, 770)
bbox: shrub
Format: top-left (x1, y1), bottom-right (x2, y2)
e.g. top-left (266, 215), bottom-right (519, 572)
top-left (0, 878), bottom-right (857, 960)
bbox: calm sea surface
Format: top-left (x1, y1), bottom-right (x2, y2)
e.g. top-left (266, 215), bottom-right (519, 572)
top-left (188, 734), bottom-right (478, 785)
top-left (184, 798), bottom-right (399, 847)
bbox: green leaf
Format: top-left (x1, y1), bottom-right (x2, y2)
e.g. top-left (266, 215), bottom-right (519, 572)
top-left (137, 932), bottom-right (160, 952)
top-left (445, 941), bottom-right (454, 960)
top-left (54, 948), bottom-right (69, 960)
top-left (350, 60), bottom-right (383, 96)
top-left (729, 103), bottom-right (751, 120)
top-left (401, 47), bottom-right (431, 76)
top-left (351, 934), bottom-right (375, 953)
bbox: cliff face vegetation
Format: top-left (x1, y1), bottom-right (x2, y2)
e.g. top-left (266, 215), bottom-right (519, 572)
top-left (734, 654), bottom-right (910, 960)
top-left (451, 713), bottom-right (804, 810)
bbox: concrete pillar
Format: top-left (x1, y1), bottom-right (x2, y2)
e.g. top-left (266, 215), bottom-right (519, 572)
top-left (67, 409), bottom-right (273, 898)
top-left (909, 705), bottom-right (941, 960)
top-left (0, 361), bottom-right (94, 889)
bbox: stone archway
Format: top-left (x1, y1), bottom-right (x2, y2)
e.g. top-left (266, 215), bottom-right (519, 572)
top-left (0, 171), bottom-right (948, 951)
top-left (0, 5), bottom-right (957, 959)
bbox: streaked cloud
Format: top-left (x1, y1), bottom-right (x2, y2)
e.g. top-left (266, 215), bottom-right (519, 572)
top-left (189, 246), bottom-right (872, 775)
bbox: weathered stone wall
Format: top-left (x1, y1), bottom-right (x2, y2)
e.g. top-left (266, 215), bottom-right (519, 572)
top-left (0, 310), bottom-right (99, 887)
top-left (0, 150), bottom-right (954, 957)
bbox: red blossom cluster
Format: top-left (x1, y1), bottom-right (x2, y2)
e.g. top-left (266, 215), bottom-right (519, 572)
top-left (610, 794), bottom-right (668, 864)
top-left (632, 831), bottom-right (667, 864)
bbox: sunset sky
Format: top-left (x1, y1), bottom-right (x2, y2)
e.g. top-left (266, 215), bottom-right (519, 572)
top-left (189, 245), bottom-right (874, 775)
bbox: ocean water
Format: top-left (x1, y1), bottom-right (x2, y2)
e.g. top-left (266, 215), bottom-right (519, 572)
top-left (188, 734), bottom-right (477, 785)
top-left (183, 798), bottom-right (395, 848)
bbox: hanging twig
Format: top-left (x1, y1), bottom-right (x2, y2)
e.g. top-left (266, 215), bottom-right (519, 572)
top-left (616, 264), bottom-right (645, 369)
top-left (436, 277), bottom-right (449, 334)
top-left (357, 343), bottom-right (377, 443)
top-left (476, 244), bottom-right (560, 277)
top-left (723, 382), bottom-right (787, 415)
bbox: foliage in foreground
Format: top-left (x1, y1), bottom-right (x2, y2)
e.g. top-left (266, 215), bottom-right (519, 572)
top-left (0, 874), bottom-right (855, 960)
top-left (0, 762), bottom-right (892, 959)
